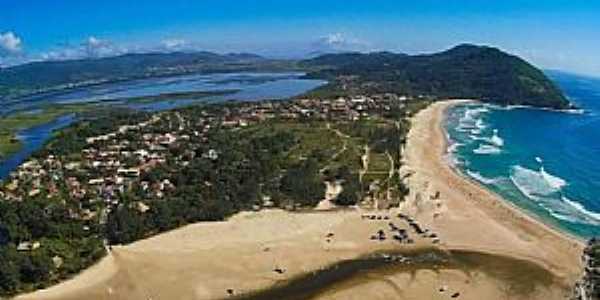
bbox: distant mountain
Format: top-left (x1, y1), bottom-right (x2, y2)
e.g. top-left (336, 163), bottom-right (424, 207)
top-left (1, 45), bottom-right (571, 109)
top-left (302, 44), bottom-right (570, 109)
top-left (0, 51), bottom-right (269, 98)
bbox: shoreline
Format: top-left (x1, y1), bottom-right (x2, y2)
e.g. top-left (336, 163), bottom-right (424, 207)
top-left (400, 100), bottom-right (584, 279)
top-left (441, 100), bottom-right (587, 244)
top-left (16, 100), bottom-right (584, 300)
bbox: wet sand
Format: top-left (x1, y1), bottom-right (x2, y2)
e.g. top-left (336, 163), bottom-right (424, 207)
top-left (17, 100), bottom-right (584, 300)
top-left (239, 248), bottom-right (561, 300)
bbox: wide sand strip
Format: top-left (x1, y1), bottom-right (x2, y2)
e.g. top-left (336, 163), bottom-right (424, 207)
top-left (17, 100), bottom-right (584, 300)
top-left (399, 100), bottom-right (583, 281)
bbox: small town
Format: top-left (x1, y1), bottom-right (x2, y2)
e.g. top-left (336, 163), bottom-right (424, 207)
top-left (0, 94), bottom-right (421, 226)
top-left (2, 2), bottom-right (599, 300)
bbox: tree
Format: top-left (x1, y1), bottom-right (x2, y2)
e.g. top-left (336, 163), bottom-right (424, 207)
top-left (334, 171), bottom-right (361, 206)
top-left (105, 204), bottom-right (145, 245)
top-left (281, 156), bottom-right (326, 207)
top-left (19, 253), bottom-right (53, 284)
top-left (0, 248), bottom-right (20, 294)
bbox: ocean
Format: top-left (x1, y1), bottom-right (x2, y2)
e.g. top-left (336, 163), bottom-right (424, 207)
top-left (445, 71), bottom-right (600, 238)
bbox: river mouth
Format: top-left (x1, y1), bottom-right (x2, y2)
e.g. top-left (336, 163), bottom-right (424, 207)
top-left (232, 248), bottom-right (559, 300)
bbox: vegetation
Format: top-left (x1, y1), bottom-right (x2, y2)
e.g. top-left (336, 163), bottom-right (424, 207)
top-left (302, 44), bottom-right (570, 109)
top-left (0, 199), bottom-right (105, 294)
top-left (0, 93), bottom-right (423, 296)
top-left (0, 52), bottom-right (296, 99)
top-left (0, 105), bottom-right (89, 157)
top-left (0, 88), bottom-right (240, 158)
top-left (571, 238), bottom-right (600, 300)
top-left (92, 89), bottom-right (241, 105)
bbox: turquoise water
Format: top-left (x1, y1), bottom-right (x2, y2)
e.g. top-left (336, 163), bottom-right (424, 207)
top-left (445, 71), bottom-right (600, 238)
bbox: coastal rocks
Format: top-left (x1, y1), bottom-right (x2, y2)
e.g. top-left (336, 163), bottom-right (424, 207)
top-left (571, 238), bottom-right (600, 300)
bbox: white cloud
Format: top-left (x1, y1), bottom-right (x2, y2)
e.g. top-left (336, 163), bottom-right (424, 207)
top-left (83, 36), bottom-right (124, 58)
top-left (311, 32), bottom-right (371, 53)
top-left (0, 31), bottom-right (22, 55)
top-left (34, 36), bottom-right (126, 62)
top-left (161, 39), bottom-right (187, 51)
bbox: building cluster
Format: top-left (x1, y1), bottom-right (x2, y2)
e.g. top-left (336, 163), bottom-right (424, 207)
top-left (0, 93), bottom-right (411, 220)
top-left (219, 94), bottom-right (411, 124)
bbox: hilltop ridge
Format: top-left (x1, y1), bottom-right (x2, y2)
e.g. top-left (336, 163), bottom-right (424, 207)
top-left (1, 44), bottom-right (571, 109)
top-left (302, 44), bottom-right (570, 109)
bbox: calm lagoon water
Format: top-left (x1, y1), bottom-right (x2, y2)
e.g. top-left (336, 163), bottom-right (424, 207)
top-left (445, 71), bottom-right (600, 238)
top-left (0, 114), bottom-right (76, 179)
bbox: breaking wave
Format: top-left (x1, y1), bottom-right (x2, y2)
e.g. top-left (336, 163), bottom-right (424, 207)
top-left (475, 119), bottom-right (487, 130)
top-left (473, 144), bottom-right (502, 155)
top-left (509, 165), bottom-right (566, 199)
top-left (508, 164), bottom-right (599, 225)
top-left (562, 196), bottom-right (600, 222)
top-left (540, 167), bottom-right (567, 190)
top-left (457, 106), bottom-right (489, 132)
top-left (467, 129), bottom-right (503, 149)
top-left (447, 142), bottom-right (463, 153)
top-left (466, 169), bottom-right (499, 185)
top-left (490, 130), bottom-right (504, 147)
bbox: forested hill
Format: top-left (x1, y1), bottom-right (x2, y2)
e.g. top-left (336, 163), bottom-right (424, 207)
top-left (0, 52), bottom-right (274, 98)
top-left (1, 44), bottom-right (570, 109)
top-left (302, 44), bottom-right (570, 109)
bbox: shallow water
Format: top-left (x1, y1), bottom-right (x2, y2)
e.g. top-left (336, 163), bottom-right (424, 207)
top-left (0, 114), bottom-right (76, 179)
top-left (445, 71), bottom-right (600, 238)
top-left (1, 72), bottom-right (325, 115)
top-left (235, 249), bottom-right (557, 300)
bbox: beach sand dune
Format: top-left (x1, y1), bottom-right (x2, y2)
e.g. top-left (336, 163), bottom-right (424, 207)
top-left (17, 101), bottom-right (583, 300)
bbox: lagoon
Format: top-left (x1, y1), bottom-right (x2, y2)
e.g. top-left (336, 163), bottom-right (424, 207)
top-left (0, 72), bottom-right (325, 180)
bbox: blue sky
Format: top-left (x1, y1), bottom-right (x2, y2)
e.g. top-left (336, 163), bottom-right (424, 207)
top-left (2, 0), bottom-right (600, 76)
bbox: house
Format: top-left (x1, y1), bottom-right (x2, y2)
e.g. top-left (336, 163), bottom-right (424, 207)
top-left (89, 178), bottom-right (105, 185)
top-left (17, 241), bottom-right (41, 252)
top-left (205, 149), bottom-right (219, 160)
top-left (28, 189), bottom-right (41, 197)
top-left (117, 168), bottom-right (141, 178)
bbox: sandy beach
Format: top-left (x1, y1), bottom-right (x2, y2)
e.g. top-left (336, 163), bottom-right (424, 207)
top-left (400, 100), bottom-right (583, 276)
top-left (17, 100), bottom-right (584, 300)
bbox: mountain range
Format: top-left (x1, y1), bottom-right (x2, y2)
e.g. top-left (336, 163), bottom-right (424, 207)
top-left (0, 44), bottom-right (570, 109)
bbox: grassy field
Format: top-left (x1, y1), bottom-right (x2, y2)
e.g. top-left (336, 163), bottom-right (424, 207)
top-left (330, 136), bottom-right (363, 172)
top-left (368, 152), bottom-right (391, 173)
top-left (242, 120), bottom-right (346, 167)
top-left (239, 119), bottom-right (383, 182)
top-left (0, 133), bottom-right (20, 158)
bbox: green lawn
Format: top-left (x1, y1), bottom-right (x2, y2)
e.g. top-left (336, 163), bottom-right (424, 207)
top-left (368, 152), bottom-right (391, 173)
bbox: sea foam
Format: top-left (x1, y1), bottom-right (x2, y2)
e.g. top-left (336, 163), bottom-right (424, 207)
top-left (563, 196), bottom-right (600, 222)
top-left (466, 169), bottom-right (499, 185)
top-left (457, 106), bottom-right (489, 132)
top-left (509, 165), bottom-right (566, 199)
top-left (473, 144), bottom-right (502, 155)
top-left (540, 167), bottom-right (567, 190)
top-left (490, 130), bottom-right (504, 147)
top-left (447, 142), bottom-right (463, 153)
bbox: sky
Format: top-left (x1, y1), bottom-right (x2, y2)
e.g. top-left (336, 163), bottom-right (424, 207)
top-left (2, 0), bottom-right (600, 76)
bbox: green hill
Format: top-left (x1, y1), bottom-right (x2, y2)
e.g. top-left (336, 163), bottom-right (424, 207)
top-left (0, 52), bottom-right (270, 98)
top-left (302, 44), bottom-right (570, 109)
